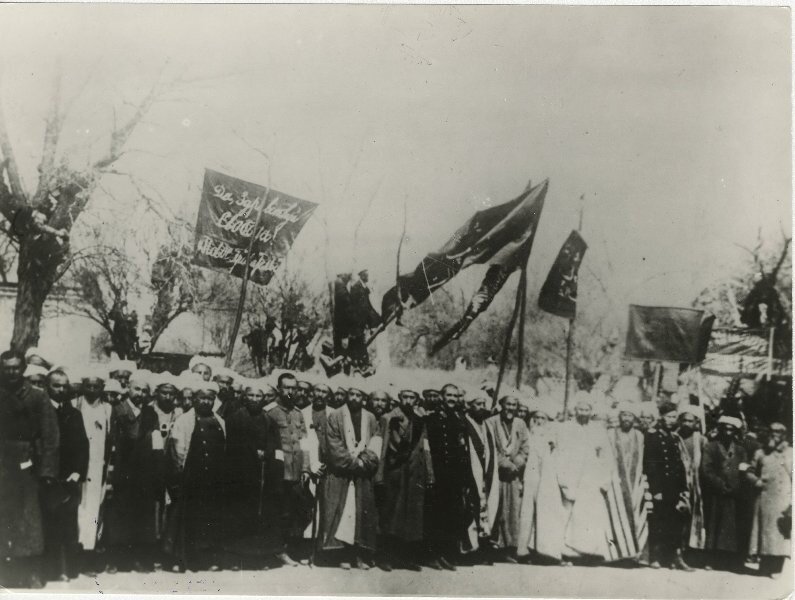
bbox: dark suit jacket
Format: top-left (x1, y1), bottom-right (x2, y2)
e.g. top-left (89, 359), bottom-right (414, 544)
top-left (54, 403), bottom-right (89, 481)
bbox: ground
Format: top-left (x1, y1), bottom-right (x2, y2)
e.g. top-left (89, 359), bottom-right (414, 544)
top-left (23, 562), bottom-right (792, 598)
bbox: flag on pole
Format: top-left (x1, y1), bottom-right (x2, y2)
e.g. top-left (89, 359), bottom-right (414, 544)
top-left (625, 305), bottom-right (715, 363)
top-left (428, 181), bottom-right (548, 354)
top-left (538, 230), bottom-right (587, 320)
top-left (381, 179), bottom-right (549, 325)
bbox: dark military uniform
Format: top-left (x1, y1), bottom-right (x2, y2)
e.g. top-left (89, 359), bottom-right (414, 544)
top-left (265, 402), bottom-right (310, 540)
top-left (425, 409), bottom-right (473, 561)
top-left (643, 427), bottom-right (687, 565)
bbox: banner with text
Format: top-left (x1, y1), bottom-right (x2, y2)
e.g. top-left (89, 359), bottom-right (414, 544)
top-left (192, 169), bottom-right (317, 285)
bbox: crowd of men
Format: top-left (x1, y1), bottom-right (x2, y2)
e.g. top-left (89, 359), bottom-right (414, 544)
top-left (0, 347), bottom-right (790, 589)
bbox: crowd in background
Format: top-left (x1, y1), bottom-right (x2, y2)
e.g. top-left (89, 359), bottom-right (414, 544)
top-left (0, 347), bottom-right (790, 589)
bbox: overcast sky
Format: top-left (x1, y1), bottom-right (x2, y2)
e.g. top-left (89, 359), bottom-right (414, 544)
top-left (0, 5), bottom-right (790, 331)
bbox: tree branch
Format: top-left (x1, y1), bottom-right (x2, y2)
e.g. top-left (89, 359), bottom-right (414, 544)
top-left (32, 68), bottom-right (64, 207)
top-left (0, 93), bottom-right (26, 201)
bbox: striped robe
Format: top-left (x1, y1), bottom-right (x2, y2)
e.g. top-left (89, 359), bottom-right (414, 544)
top-left (607, 428), bottom-right (650, 562)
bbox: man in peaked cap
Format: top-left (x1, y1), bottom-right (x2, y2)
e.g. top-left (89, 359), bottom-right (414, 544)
top-left (643, 401), bottom-right (692, 571)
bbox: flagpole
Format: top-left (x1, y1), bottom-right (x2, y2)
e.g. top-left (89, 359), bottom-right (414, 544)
top-left (562, 194), bottom-right (585, 419)
top-left (494, 267), bottom-right (524, 409)
top-left (225, 192), bottom-right (268, 368)
top-left (515, 264), bottom-right (528, 389)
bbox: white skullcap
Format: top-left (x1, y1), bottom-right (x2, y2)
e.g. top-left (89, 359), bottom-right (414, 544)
top-left (213, 367), bottom-right (235, 381)
top-left (177, 374), bottom-right (204, 392)
top-left (104, 379), bottom-right (124, 394)
top-left (188, 355), bottom-right (213, 370)
top-left (24, 364), bottom-right (49, 378)
top-left (616, 401), bottom-right (640, 417)
top-left (81, 366), bottom-right (106, 382)
top-left (533, 399), bottom-right (557, 420)
top-left (677, 400), bottom-right (704, 420)
top-left (196, 380), bottom-right (219, 394)
top-left (718, 415), bottom-right (742, 429)
top-left (328, 374), bottom-right (347, 392)
top-left (155, 372), bottom-right (179, 388)
top-left (572, 390), bottom-right (593, 408)
top-left (110, 360), bottom-right (136, 374)
top-left (128, 370), bottom-right (152, 388)
top-left (639, 403), bottom-right (659, 418)
top-left (347, 375), bottom-right (371, 395)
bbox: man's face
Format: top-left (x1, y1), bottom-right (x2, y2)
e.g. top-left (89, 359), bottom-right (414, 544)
top-left (501, 397), bottom-right (518, 421)
top-left (678, 413), bottom-right (697, 435)
top-left (104, 391), bottom-right (122, 406)
top-left (312, 386), bottom-right (330, 410)
top-left (47, 373), bottom-right (70, 403)
top-left (443, 386), bottom-right (460, 410)
top-left (360, 271), bottom-right (369, 283)
top-left (516, 405), bottom-right (529, 423)
top-left (331, 389), bottom-right (347, 409)
top-left (718, 423), bottom-right (738, 442)
top-left (661, 410), bottom-right (679, 431)
top-left (619, 411), bottom-right (636, 431)
top-left (369, 392), bottom-right (389, 416)
top-left (245, 388), bottom-right (265, 414)
top-left (113, 371), bottom-right (132, 389)
top-left (423, 390), bottom-right (441, 410)
top-left (128, 382), bottom-right (149, 406)
top-left (279, 376), bottom-right (297, 406)
top-left (347, 388), bottom-right (364, 411)
top-left (531, 412), bottom-right (549, 429)
top-left (155, 385), bottom-right (177, 413)
top-left (574, 404), bottom-right (592, 424)
top-left (263, 388), bottom-right (277, 406)
top-left (0, 357), bottom-right (24, 387)
top-left (640, 414), bottom-right (655, 429)
top-left (27, 374), bottom-right (47, 390)
top-left (192, 364), bottom-right (212, 382)
top-left (770, 426), bottom-right (787, 447)
top-left (399, 391), bottom-right (418, 411)
top-left (180, 389), bottom-right (194, 409)
top-left (468, 397), bottom-right (489, 421)
top-left (216, 376), bottom-right (233, 394)
top-left (83, 378), bottom-right (104, 402)
top-left (195, 390), bottom-right (216, 417)
top-left (296, 382), bottom-right (312, 408)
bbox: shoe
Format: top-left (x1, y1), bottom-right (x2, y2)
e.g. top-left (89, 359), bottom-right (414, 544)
top-left (672, 556), bottom-right (695, 572)
top-left (339, 562), bottom-right (351, 570)
top-left (57, 573), bottom-right (70, 582)
top-left (402, 561), bottom-right (422, 572)
top-left (171, 565), bottom-right (185, 574)
top-left (438, 556), bottom-right (457, 571)
top-left (649, 561), bottom-right (661, 569)
top-left (276, 552), bottom-right (298, 567)
top-left (504, 555), bottom-right (519, 564)
top-left (354, 556), bottom-right (371, 570)
top-left (27, 574), bottom-right (45, 589)
top-left (106, 565), bottom-right (118, 575)
top-left (208, 565), bottom-right (220, 572)
top-left (377, 560), bottom-right (392, 572)
top-left (426, 558), bottom-right (443, 571)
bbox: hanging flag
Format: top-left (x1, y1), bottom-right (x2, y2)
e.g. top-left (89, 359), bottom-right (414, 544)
top-left (381, 179), bottom-right (549, 324)
top-left (538, 230), bottom-right (588, 320)
top-left (192, 169), bottom-right (317, 285)
top-left (625, 305), bottom-right (714, 363)
top-left (429, 183), bottom-right (548, 355)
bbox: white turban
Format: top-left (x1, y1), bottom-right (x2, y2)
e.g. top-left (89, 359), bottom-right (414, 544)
top-left (128, 370), bottom-right (152, 388)
top-left (24, 364), bottom-right (49, 378)
top-left (188, 355), bottom-right (212, 370)
top-left (104, 379), bottom-right (124, 394)
top-left (616, 401), bottom-right (640, 417)
top-left (196, 381), bottom-right (219, 395)
top-left (718, 415), bottom-right (743, 429)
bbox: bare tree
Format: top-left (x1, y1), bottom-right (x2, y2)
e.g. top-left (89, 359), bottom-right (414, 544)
top-left (0, 66), bottom-right (176, 351)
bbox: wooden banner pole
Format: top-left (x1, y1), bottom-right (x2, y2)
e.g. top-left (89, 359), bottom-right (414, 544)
top-left (494, 271), bottom-right (524, 409)
top-left (515, 265), bottom-right (528, 389)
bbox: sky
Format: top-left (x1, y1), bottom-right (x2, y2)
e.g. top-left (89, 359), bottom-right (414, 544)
top-left (0, 4), bottom-right (791, 333)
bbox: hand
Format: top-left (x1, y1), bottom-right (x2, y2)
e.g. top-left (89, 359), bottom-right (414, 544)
top-left (257, 450), bottom-right (265, 460)
top-left (66, 472), bottom-right (80, 483)
top-left (653, 493), bottom-right (663, 501)
top-left (300, 472), bottom-right (311, 485)
top-left (755, 479), bottom-right (765, 489)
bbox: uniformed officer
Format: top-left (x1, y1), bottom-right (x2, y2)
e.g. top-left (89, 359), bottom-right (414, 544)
top-left (265, 372), bottom-right (310, 566)
top-left (643, 401), bottom-right (693, 570)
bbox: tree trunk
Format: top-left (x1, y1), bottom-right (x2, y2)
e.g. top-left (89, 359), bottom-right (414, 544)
top-left (10, 235), bottom-right (66, 353)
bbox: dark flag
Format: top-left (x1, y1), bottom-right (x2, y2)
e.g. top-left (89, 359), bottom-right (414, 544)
top-left (428, 181), bottom-right (548, 354)
top-left (538, 230), bottom-right (587, 320)
top-left (192, 169), bottom-right (317, 285)
top-left (625, 305), bottom-right (715, 363)
top-left (381, 179), bottom-right (549, 324)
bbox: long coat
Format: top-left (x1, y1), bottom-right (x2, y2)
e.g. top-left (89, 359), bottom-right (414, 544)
top-left (488, 415), bottom-right (530, 549)
top-left (45, 402), bottom-right (89, 546)
top-left (747, 444), bottom-right (792, 557)
top-left (319, 406), bottom-right (380, 551)
top-left (375, 407), bottom-right (434, 542)
top-left (0, 380), bottom-right (59, 558)
top-left (701, 439), bottom-right (748, 552)
top-left (223, 407), bottom-right (284, 556)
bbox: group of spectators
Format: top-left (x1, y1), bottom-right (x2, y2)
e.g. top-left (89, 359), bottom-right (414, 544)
top-left (0, 346), bottom-right (790, 589)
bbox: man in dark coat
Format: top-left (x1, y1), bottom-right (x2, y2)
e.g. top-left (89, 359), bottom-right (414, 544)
top-left (346, 270), bottom-right (381, 369)
top-left (44, 369), bottom-right (89, 582)
top-left (643, 401), bottom-right (692, 571)
top-left (424, 383), bottom-right (473, 571)
top-left (104, 372), bottom-right (157, 572)
top-left (701, 415), bottom-right (749, 572)
top-left (333, 273), bottom-right (353, 357)
top-left (223, 381), bottom-right (285, 569)
top-left (375, 386), bottom-right (434, 571)
top-left (0, 350), bottom-right (60, 588)
top-left (163, 381), bottom-right (227, 572)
